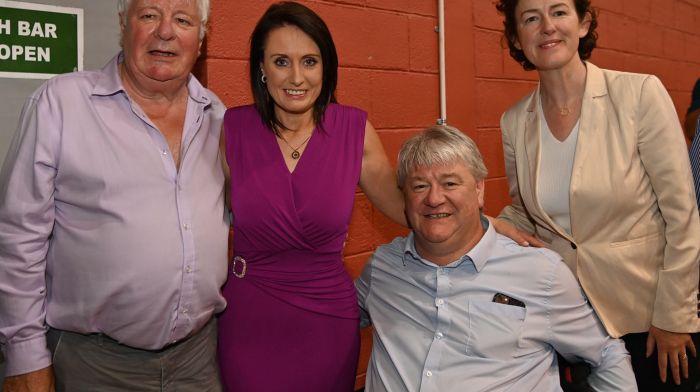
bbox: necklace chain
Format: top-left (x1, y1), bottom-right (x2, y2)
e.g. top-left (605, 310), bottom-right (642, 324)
top-left (542, 91), bottom-right (579, 117)
top-left (278, 132), bottom-right (312, 160)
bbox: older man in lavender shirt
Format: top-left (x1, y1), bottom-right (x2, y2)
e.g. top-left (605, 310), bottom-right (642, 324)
top-left (0, 0), bottom-right (228, 391)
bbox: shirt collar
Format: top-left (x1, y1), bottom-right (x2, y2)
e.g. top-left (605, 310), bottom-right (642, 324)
top-left (466, 215), bottom-right (497, 272)
top-left (401, 231), bottom-right (422, 266)
top-left (91, 53), bottom-right (125, 97)
top-left (402, 215), bottom-right (496, 272)
top-left (91, 51), bottom-right (211, 107)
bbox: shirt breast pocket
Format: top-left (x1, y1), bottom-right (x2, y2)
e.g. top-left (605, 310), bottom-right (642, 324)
top-left (466, 300), bottom-right (525, 359)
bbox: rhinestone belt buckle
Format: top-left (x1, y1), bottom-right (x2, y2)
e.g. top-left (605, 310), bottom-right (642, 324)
top-left (231, 256), bottom-right (247, 278)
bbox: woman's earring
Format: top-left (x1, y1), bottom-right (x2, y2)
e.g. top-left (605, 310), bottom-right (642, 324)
top-left (261, 73), bottom-right (267, 84)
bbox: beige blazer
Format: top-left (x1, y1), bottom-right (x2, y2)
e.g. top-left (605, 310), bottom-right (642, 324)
top-left (499, 62), bottom-right (700, 338)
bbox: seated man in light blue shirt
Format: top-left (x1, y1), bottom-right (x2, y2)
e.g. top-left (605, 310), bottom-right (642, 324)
top-left (356, 125), bottom-right (637, 392)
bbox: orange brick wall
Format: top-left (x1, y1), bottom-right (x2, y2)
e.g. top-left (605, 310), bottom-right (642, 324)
top-left (202, 0), bottom-right (700, 388)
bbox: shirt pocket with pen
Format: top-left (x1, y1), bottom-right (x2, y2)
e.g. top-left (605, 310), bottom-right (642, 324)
top-left (465, 300), bottom-right (526, 358)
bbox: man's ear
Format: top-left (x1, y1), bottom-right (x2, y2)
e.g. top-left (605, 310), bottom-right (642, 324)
top-left (476, 180), bottom-right (485, 209)
top-left (118, 14), bottom-right (126, 47)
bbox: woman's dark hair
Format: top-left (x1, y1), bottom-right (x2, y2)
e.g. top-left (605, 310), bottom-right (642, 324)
top-left (495, 0), bottom-right (598, 71)
top-left (249, 1), bottom-right (338, 134)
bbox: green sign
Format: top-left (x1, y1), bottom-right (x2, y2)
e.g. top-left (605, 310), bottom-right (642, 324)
top-left (0, 1), bottom-right (83, 79)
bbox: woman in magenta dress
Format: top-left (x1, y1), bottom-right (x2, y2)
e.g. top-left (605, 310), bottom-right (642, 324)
top-left (217, 2), bottom-right (405, 391)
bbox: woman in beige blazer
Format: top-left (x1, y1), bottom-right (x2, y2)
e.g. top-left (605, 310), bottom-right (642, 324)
top-left (494, 0), bottom-right (700, 390)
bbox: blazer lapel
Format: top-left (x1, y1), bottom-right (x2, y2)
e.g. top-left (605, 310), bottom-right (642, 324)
top-left (569, 63), bottom-right (608, 238)
top-left (524, 88), bottom-right (542, 212)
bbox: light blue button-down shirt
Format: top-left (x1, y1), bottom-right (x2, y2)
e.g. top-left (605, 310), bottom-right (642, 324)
top-left (356, 220), bottom-right (636, 392)
top-left (0, 53), bottom-right (229, 376)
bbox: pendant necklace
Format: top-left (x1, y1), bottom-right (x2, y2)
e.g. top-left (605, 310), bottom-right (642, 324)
top-left (278, 132), bottom-right (312, 160)
top-left (559, 106), bottom-right (571, 116)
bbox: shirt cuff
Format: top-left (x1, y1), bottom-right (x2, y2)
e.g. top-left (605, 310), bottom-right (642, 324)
top-left (3, 335), bottom-right (51, 377)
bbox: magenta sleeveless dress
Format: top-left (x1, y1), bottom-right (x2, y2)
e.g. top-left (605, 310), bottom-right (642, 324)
top-left (218, 104), bottom-right (364, 391)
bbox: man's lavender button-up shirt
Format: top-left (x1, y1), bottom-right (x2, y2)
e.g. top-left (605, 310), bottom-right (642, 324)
top-left (0, 53), bottom-right (229, 376)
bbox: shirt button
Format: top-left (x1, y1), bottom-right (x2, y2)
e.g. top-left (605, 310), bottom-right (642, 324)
top-left (183, 223), bottom-right (190, 230)
top-left (435, 332), bottom-right (443, 339)
top-left (186, 266), bottom-right (192, 273)
top-left (162, 150), bottom-right (168, 156)
top-left (426, 370), bottom-right (433, 377)
top-left (436, 298), bottom-right (445, 306)
top-left (181, 308), bottom-right (188, 314)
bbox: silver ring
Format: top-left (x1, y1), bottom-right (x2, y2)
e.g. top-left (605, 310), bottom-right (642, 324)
top-left (681, 353), bottom-right (688, 361)
top-left (232, 256), bottom-right (247, 278)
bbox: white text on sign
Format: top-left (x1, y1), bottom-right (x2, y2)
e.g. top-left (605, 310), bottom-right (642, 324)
top-left (0, 19), bottom-right (58, 62)
top-left (0, 19), bottom-right (58, 38)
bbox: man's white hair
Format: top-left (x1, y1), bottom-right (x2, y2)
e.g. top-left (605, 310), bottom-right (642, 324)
top-left (117, 0), bottom-right (210, 40)
top-left (397, 125), bottom-right (489, 188)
